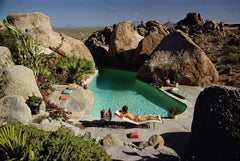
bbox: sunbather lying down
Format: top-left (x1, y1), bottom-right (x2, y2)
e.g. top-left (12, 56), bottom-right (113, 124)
top-left (118, 105), bottom-right (162, 122)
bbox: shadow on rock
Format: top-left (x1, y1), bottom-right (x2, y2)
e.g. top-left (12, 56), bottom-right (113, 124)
top-left (161, 132), bottom-right (191, 156)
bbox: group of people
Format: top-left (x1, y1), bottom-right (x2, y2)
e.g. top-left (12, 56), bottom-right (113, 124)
top-left (100, 105), bottom-right (162, 122)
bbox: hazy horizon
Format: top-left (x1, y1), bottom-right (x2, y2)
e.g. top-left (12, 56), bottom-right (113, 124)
top-left (0, 0), bottom-right (239, 27)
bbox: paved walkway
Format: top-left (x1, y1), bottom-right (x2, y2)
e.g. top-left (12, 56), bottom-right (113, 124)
top-left (77, 85), bottom-right (203, 160)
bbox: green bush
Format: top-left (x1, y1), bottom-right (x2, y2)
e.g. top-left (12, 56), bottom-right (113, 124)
top-left (56, 56), bottom-right (94, 84)
top-left (0, 122), bottom-right (48, 161)
top-left (0, 122), bottom-right (111, 161)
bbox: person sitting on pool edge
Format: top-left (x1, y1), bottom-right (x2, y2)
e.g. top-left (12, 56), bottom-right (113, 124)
top-left (119, 105), bottom-right (162, 122)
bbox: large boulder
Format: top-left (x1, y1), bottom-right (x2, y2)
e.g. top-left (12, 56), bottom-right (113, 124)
top-left (187, 86), bottom-right (240, 161)
top-left (108, 21), bottom-right (143, 68)
top-left (136, 30), bottom-right (219, 87)
top-left (7, 12), bottom-right (94, 62)
top-left (48, 85), bottom-right (94, 119)
top-left (0, 46), bottom-right (14, 74)
top-left (85, 26), bottom-right (113, 68)
top-left (0, 95), bottom-right (32, 123)
top-left (0, 65), bottom-right (42, 99)
top-left (132, 32), bottom-right (165, 70)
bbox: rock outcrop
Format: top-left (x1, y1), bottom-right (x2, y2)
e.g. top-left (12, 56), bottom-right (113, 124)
top-left (48, 85), bottom-right (94, 119)
top-left (85, 26), bottom-right (113, 49)
top-left (187, 86), bottom-right (240, 161)
top-left (85, 26), bottom-right (113, 68)
top-left (176, 13), bottom-right (204, 28)
top-left (175, 12), bottom-right (204, 35)
top-left (0, 46), bottom-right (14, 74)
top-left (132, 32), bottom-right (165, 70)
top-left (136, 30), bottom-right (219, 87)
top-left (137, 20), bottom-right (169, 37)
top-left (7, 12), bottom-right (94, 62)
top-left (175, 12), bottom-right (225, 36)
top-left (0, 95), bottom-right (32, 123)
top-left (108, 21), bottom-right (143, 68)
top-left (0, 65), bottom-right (42, 99)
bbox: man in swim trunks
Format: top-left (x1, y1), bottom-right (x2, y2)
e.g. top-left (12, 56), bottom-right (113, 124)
top-left (120, 105), bottom-right (162, 122)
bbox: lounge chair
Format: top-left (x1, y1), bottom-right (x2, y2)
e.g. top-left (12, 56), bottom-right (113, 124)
top-left (114, 110), bottom-right (163, 129)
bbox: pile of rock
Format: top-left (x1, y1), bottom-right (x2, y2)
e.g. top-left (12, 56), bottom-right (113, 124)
top-left (175, 12), bottom-right (225, 36)
top-left (0, 12), bottom-right (95, 126)
top-left (85, 13), bottom-right (219, 87)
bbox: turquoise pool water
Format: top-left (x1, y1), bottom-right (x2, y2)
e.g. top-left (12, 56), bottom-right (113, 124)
top-left (88, 69), bottom-right (186, 118)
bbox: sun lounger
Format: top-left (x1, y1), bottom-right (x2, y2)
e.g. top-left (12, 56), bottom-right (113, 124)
top-left (114, 110), bottom-right (163, 129)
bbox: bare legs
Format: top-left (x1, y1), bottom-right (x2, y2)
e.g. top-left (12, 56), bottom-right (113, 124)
top-left (137, 115), bottom-right (162, 122)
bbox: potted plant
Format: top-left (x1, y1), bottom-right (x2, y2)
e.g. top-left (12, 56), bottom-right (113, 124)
top-left (26, 94), bottom-right (42, 115)
top-left (169, 107), bottom-right (182, 119)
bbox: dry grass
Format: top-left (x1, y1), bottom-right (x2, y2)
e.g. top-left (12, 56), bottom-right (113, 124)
top-left (53, 27), bottom-right (103, 41)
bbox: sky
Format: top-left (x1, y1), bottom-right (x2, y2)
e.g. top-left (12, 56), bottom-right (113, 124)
top-left (0, 0), bottom-right (239, 27)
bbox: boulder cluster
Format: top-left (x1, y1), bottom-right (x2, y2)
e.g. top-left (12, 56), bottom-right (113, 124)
top-left (0, 12), bottom-right (239, 160)
top-left (85, 12), bottom-right (223, 87)
top-left (175, 12), bottom-right (225, 36)
top-left (0, 13), bottom-right (95, 125)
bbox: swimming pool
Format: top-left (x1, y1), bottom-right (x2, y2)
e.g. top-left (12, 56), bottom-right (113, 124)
top-left (88, 69), bottom-right (186, 118)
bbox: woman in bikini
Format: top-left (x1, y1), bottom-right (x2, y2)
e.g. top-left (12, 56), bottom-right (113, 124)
top-left (120, 105), bottom-right (162, 122)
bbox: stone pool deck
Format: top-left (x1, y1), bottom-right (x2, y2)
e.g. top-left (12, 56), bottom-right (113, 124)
top-left (78, 85), bottom-right (203, 160)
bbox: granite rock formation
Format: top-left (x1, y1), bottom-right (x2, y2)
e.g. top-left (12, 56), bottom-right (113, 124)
top-left (0, 65), bottom-right (42, 99)
top-left (137, 20), bottom-right (169, 37)
top-left (175, 12), bottom-right (204, 35)
top-left (187, 86), bottom-right (240, 161)
top-left (0, 46), bottom-right (14, 75)
top-left (0, 95), bottom-right (32, 123)
top-left (85, 26), bottom-right (113, 68)
top-left (108, 21), bottom-right (143, 68)
top-left (7, 12), bottom-right (94, 62)
top-left (136, 30), bottom-right (219, 87)
top-left (132, 32), bottom-right (165, 70)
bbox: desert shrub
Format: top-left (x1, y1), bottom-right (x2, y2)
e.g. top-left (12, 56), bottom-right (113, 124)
top-left (223, 45), bottom-right (238, 55)
top-left (41, 128), bottom-right (111, 161)
top-left (56, 56), bottom-right (94, 84)
top-left (0, 122), bottom-right (49, 161)
top-left (206, 35), bottom-right (223, 44)
top-left (224, 53), bottom-right (240, 64)
top-left (224, 78), bottom-right (237, 86)
top-left (0, 29), bottom-right (19, 57)
top-left (53, 27), bottom-right (103, 41)
top-left (0, 122), bottom-right (111, 161)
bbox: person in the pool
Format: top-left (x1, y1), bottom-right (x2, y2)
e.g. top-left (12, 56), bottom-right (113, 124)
top-left (119, 105), bottom-right (162, 122)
